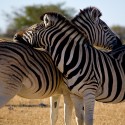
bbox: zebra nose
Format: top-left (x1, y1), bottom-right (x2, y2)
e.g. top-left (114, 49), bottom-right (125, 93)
top-left (13, 33), bottom-right (26, 44)
top-left (13, 33), bottom-right (21, 41)
top-left (13, 33), bottom-right (30, 45)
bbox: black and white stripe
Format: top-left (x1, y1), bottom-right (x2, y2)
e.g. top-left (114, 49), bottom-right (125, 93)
top-left (71, 7), bottom-right (122, 50)
top-left (15, 12), bottom-right (125, 125)
top-left (0, 41), bottom-right (73, 125)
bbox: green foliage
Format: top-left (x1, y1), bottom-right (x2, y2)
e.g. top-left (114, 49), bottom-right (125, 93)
top-left (111, 25), bottom-right (125, 43)
top-left (4, 3), bottom-right (76, 37)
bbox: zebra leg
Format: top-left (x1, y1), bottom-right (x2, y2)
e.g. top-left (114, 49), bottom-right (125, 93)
top-left (63, 92), bottom-right (73, 125)
top-left (70, 94), bottom-right (84, 125)
top-left (83, 91), bottom-right (95, 125)
top-left (50, 95), bottom-right (61, 125)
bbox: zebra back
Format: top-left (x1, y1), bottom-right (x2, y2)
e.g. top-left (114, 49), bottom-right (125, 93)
top-left (0, 41), bottom-right (63, 99)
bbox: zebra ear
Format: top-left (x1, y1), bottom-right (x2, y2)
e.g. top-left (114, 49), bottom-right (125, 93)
top-left (91, 7), bottom-right (102, 23)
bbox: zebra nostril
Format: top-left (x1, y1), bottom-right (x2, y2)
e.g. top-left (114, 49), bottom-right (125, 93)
top-left (13, 34), bottom-right (18, 42)
top-left (13, 33), bottom-right (25, 43)
top-left (15, 34), bottom-right (21, 40)
top-left (13, 33), bottom-right (20, 41)
top-left (13, 33), bottom-right (31, 46)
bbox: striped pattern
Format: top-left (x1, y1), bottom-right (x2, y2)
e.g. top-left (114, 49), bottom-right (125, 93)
top-left (71, 7), bottom-right (122, 50)
top-left (0, 41), bottom-right (72, 125)
top-left (15, 12), bottom-right (125, 125)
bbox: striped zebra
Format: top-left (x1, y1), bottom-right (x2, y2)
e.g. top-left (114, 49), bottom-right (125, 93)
top-left (13, 25), bottom-right (75, 125)
top-left (14, 24), bottom-right (84, 125)
top-left (14, 12), bottom-right (125, 125)
top-left (71, 6), bottom-right (122, 50)
top-left (13, 7), bottom-right (123, 125)
top-left (0, 41), bottom-right (73, 125)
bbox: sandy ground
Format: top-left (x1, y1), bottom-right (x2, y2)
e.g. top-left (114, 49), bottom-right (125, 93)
top-left (0, 95), bottom-right (125, 125)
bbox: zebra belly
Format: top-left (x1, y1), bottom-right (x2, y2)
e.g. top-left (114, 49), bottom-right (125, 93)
top-left (95, 81), bottom-right (125, 103)
top-left (0, 65), bottom-right (59, 99)
top-left (17, 79), bottom-right (62, 99)
top-left (18, 86), bottom-right (61, 99)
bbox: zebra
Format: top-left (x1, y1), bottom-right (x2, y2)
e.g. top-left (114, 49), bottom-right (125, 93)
top-left (0, 41), bottom-right (73, 125)
top-left (71, 6), bottom-right (122, 50)
top-left (14, 24), bottom-right (85, 125)
top-left (13, 7), bottom-right (122, 124)
top-left (13, 25), bottom-right (76, 125)
top-left (14, 7), bottom-right (122, 50)
top-left (14, 12), bottom-right (125, 125)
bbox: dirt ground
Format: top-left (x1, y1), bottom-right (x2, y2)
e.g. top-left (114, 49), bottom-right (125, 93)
top-left (0, 95), bottom-right (125, 125)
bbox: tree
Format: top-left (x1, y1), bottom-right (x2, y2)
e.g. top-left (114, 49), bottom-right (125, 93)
top-left (111, 25), bottom-right (125, 43)
top-left (4, 3), bottom-right (76, 37)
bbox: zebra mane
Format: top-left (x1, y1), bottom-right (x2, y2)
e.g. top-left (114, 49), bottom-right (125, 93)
top-left (81, 6), bottom-right (102, 17)
top-left (40, 12), bottom-right (66, 21)
top-left (40, 12), bottom-right (88, 38)
top-left (72, 6), bottom-right (102, 22)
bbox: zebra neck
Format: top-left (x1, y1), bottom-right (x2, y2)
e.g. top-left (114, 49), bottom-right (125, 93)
top-left (49, 39), bottom-right (91, 77)
top-left (71, 19), bottom-right (96, 44)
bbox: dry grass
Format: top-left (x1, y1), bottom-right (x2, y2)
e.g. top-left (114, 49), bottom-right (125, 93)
top-left (0, 37), bottom-right (12, 42)
top-left (1, 96), bottom-right (125, 125)
top-left (0, 96), bottom-right (76, 125)
top-left (94, 102), bottom-right (125, 125)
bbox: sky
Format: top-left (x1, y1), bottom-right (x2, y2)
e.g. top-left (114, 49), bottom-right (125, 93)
top-left (0, 0), bottom-right (125, 33)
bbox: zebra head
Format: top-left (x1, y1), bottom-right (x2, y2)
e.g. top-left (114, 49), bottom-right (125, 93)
top-left (14, 12), bottom-right (87, 50)
top-left (40, 12), bottom-right (86, 37)
top-left (13, 23), bottom-right (45, 48)
top-left (71, 6), bottom-right (122, 50)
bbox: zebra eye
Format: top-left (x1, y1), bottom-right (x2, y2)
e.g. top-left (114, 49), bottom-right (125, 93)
top-left (43, 14), bottom-right (50, 27)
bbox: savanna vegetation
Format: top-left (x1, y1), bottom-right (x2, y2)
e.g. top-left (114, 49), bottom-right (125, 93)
top-left (1, 3), bottom-right (75, 38)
